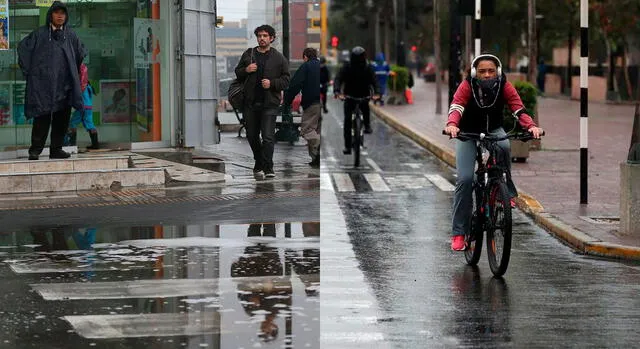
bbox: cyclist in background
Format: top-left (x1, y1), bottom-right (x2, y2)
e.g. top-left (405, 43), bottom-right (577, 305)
top-left (333, 46), bottom-right (380, 154)
top-left (443, 53), bottom-right (544, 251)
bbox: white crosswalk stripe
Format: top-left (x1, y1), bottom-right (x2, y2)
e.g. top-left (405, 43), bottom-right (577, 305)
top-left (332, 173), bottom-right (356, 192)
top-left (363, 173), bottom-right (391, 192)
top-left (325, 171), bottom-right (455, 193)
top-left (425, 174), bottom-right (456, 192)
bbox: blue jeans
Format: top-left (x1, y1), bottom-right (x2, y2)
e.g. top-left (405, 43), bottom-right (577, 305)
top-left (69, 108), bottom-right (96, 131)
top-left (451, 127), bottom-right (517, 236)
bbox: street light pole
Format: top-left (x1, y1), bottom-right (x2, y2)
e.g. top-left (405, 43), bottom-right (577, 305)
top-left (282, 0), bottom-right (290, 60)
top-left (579, 0), bottom-right (588, 204)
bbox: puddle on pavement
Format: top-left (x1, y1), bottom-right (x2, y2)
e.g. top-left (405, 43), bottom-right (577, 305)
top-left (0, 222), bottom-right (319, 349)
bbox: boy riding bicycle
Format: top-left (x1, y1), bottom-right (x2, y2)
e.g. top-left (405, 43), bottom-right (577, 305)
top-left (444, 53), bottom-right (543, 251)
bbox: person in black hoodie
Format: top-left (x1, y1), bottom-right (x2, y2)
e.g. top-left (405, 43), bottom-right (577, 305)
top-left (283, 48), bottom-right (321, 168)
top-left (18, 1), bottom-right (86, 160)
top-left (333, 46), bottom-right (380, 154)
top-left (319, 56), bottom-right (330, 113)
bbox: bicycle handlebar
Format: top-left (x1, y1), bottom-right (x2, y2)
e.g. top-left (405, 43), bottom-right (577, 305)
top-left (339, 95), bottom-right (373, 102)
top-left (441, 130), bottom-right (545, 142)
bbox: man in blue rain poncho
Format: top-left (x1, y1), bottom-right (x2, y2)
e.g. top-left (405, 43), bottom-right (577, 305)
top-left (371, 52), bottom-right (390, 106)
top-left (18, 1), bottom-right (86, 160)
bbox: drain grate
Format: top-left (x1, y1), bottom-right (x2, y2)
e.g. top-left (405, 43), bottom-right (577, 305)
top-left (579, 216), bottom-right (620, 225)
top-left (0, 190), bottom-right (319, 211)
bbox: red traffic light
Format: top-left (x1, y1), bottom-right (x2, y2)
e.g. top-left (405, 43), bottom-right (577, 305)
top-left (411, 45), bottom-right (417, 52)
top-left (331, 36), bottom-right (339, 48)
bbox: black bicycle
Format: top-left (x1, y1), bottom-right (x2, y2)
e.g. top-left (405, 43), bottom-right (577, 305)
top-left (342, 95), bottom-right (371, 167)
top-left (444, 130), bottom-right (543, 277)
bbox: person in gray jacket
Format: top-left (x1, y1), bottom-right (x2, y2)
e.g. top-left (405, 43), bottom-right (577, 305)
top-left (18, 1), bottom-right (86, 160)
top-left (235, 25), bottom-right (290, 179)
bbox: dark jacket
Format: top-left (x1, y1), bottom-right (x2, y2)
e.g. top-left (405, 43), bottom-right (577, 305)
top-left (18, 1), bottom-right (86, 119)
top-left (283, 58), bottom-right (320, 109)
top-left (459, 74), bottom-right (507, 133)
top-left (320, 64), bottom-right (330, 92)
top-left (234, 47), bottom-right (290, 110)
top-left (333, 62), bottom-right (380, 98)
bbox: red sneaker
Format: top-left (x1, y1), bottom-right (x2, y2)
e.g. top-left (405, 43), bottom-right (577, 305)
top-left (451, 235), bottom-right (466, 251)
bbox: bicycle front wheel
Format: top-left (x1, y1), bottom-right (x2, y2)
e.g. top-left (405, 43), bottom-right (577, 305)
top-left (486, 180), bottom-right (512, 277)
top-left (353, 113), bottom-right (362, 167)
top-left (464, 186), bottom-right (483, 265)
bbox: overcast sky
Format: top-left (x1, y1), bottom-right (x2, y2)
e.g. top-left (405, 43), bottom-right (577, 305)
top-left (218, 0), bottom-right (249, 22)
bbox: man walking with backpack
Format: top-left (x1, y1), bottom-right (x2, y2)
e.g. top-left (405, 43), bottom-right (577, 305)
top-left (283, 48), bottom-right (321, 168)
top-left (234, 25), bottom-right (290, 179)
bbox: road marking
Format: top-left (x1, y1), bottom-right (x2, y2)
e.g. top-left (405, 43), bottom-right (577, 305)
top-left (31, 276), bottom-right (305, 300)
top-left (64, 313), bottom-right (221, 339)
top-left (321, 176), bottom-right (391, 348)
top-left (405, 163), bottom-right (422, 169)
top-left (425, 174), bottom-right (455, 192)
top-left (366, 158), bottom-right (383, 172)
top-left (332, 173), bottom-right (355, 192)
top-left (363, 173), bottom-right (391, 192)
top-left (321, 172), bottom-right (335, 192)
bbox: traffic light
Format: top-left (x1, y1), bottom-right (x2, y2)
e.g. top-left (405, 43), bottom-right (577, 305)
top-left (331, 36), bottom-right (339, 48)
top-left (411, 45), bottom-right (417, 52)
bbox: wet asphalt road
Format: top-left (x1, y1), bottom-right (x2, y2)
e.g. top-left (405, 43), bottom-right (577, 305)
top-left (320, 98), bottom-right (640, 348)
top-left (0, 140), bottom-right (320, 349)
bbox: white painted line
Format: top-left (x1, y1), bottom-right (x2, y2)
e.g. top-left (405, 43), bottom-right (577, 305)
top-left (366, 158), bottom-right (383, 172)
top-left (321, 172), bottom-right (335, 192)
top-left (64, 313), bottom-right (221, 339)
top-left (332, 173), bottom-right (355, 192)
top-left (32, 276), bottom-right (303, 300)
top-left (425, 174), bottom-right (455, 192)
top-left (321, 179), bottom-right (391, 348)
top-left (361, 151), bottom-right (368, 155)
top-left (405, 163), bottom-right (421, 169)
top-left (363, 173), bottom-right (391, 192)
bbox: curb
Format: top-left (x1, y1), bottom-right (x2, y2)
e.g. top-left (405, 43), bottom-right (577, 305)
top-left (370, 104), bottom-right (640, 261)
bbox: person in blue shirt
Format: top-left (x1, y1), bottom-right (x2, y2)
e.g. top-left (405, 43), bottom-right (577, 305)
top-left (66, 63), bottom-right (99, 149)
top-left (372, 52), bottom-right (390, 105)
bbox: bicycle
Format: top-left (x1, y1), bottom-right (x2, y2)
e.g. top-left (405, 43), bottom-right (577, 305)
top-left (443, 130), bottom-right (544, 277)
top-left (340, 95), bottom-right (371, 167)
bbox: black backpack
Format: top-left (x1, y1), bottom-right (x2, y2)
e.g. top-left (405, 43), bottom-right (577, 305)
top-left (228, 48), bottom-right (255, 111)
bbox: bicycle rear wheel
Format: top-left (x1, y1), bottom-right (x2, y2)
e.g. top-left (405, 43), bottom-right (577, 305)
top-left (486, 180), bottom-right (512, 277)
top-left (464, 186), bottom-right (483, 265)
top-left (353, 112), bottom-right (362, 167)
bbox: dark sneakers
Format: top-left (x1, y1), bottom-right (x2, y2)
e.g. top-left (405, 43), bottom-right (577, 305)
top-left (364, 126), bottom-right (373, 134)
top-left (49, 149), bottom-right (71, 159)
top-left (342, 148), bottom-right (351, 155)
top-left (264, 168), bottom-right (276, 178)
top-left (28, 152), bottom-right (39, 161)
top-left (253, 163), bottom-right (265, 178)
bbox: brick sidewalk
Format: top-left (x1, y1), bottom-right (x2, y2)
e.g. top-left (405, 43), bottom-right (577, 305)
top-left (372, 78), bottom-right (640, 258)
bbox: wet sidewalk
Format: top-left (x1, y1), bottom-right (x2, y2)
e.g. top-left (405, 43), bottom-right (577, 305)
top-left (371, 78), bottom-right (640, 260)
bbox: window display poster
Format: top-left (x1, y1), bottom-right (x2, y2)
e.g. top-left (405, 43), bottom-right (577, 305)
top-left (0, 0), bottom-right (8, 50)
top-left (100, 80), bottom-right (134, 124)
top-left (133, 18), bottom-right (162, 69)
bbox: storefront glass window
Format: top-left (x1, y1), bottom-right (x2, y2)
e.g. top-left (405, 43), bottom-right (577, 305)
top-left (0, 0), bottom-right (169, 155)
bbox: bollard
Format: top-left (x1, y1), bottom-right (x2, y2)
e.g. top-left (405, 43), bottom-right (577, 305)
top-left (620, 102), bottom-right (640, 237)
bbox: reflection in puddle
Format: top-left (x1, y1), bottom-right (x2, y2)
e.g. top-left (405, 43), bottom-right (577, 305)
top-left (0, 222), bottom-right (319, 348)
